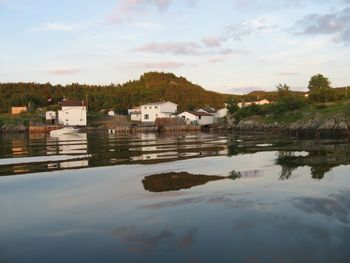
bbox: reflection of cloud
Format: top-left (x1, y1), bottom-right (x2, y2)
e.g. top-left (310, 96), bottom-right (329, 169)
top-left (142, 197), bottom-right (204, 209)
top-left (178, 228), bottom-right (197, 249)
top-left (113, 226), bottom-right (173, 253)
top-left (294, 190), bottom-right (350, 224)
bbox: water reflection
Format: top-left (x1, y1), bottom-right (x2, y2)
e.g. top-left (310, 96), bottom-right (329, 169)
top-left (1, 132), bottom-right (350, 178)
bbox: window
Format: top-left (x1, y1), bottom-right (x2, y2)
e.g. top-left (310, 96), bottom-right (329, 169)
top-left (80, 119), bottom-right (83, 121)
top-left (66, 112), bottom-right (68, 114)
top-left (150, 106), bottom-right (152, 109)
top-left (155, 106), bottom-right (158, 109)
top-left (144, 114), bottom-right (149, 120)
top-left (199, 116), bottom-right (202, 120)
top-left (144, 107), bottom-right (147, 110)
top-left (66, 119), bottom-right (69, 121)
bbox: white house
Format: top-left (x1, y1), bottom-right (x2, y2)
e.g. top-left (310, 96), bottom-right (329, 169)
top-left (238, 99), bottom-right (271, 108)
top-left (141, 101), bottom-right (177, 122)
top-left (177, 111), bottom-right (214, 126)
top-left (46, 111), bottom-right (56, 120)
top-left (108, 110), bottom-right (115, 116)
top-left (58, 100), bottom-right (87, 126)
top-left (216, 107), bottom-right (228, 119)
top-left (128, 107), bottom-right (142, 122)
top-left (196, 106), bottom-right (217, 115)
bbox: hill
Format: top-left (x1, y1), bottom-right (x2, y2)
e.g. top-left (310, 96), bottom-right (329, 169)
top-left (0, 72), bottom-right (234, 114)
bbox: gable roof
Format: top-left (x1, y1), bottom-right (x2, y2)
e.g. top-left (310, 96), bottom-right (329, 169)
top-left (141, 101), bottom-right (178, 106)
top-left (61, 100), bottom-right (85, 107)
top-left (181, 111), bottom-right (213, 117)
top-left (196, 106), bottom-right (217, 113)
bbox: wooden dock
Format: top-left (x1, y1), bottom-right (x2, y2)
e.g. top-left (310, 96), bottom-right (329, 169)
top-left (29, 124), bottom-right (63, 134)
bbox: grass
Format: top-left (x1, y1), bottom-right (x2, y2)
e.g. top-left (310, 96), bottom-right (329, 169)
top-left (0, 112), bottom-right (44, 127)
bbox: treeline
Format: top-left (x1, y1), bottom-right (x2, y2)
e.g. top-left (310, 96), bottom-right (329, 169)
top-left (0, 72), bottom-right (233, 114)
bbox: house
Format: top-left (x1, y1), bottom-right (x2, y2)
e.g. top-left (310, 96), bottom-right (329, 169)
top-left (196, 106), bottom-right (217, 115)
top-left (141, 101), bottom-right (177, 122)
top-left (58, 99), bottom-right (87, 126)
top-left (237, 99), bottom-right (271, 108)
top-left (46, 111), bottom-right (56, 124)
top-left (108, 110), bottom-right (115, 117)
top-left (128, 107), bottom-right (142, 122)
top-left (216, 107), bottom-right (228, 119)
top-left (177, 111), bottom-right (214, 126)
top-left (11, 106), bottom-right (27, 115)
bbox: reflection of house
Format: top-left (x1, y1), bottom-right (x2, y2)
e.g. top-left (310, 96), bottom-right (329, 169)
top-left (58, 100), bottom-right (87, 126)
top-left (11, 106), bottom-right (27, 115)
top-left (177, 111), bottom-right (214, 126)
top-left (128, 107), bottom-right (141, 122)
top-left (141, 101), bottom-right (177, 123)
top-left (238, 99), bottom-right (271, 108)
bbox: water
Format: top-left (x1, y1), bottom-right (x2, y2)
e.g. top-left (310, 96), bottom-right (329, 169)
top-left (1, 132), bottom-right (350, 262)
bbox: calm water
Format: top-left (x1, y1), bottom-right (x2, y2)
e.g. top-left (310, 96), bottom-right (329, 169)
top-left (1, 132), bottom-right (350, 262)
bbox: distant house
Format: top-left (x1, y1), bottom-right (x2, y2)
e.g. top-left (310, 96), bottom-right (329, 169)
top-left (216, 107), bottom-right (228, 119)
top-left (58, 100), bottom-right (87, 126)
top-left (177, 111), bottom-right (214, 126)
top-left (237, 99), bottom-right (271, 108)
top-left (108, 110), bottom-right (115, 117)
top-left (45, 111), bottom-right (56, 124)
top-left (128, 107), bottom-right (142, 122)
top-left (141, 101), bottom-right (177, 123)
top-left (196, 106), bottom-right (217, 115)
top-left (11, 106), bottom-right (27, 115)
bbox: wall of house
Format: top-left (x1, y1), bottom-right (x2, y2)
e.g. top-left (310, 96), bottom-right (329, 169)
top-left (11, 107), bottom-right (27, 115)
top-left (159, 102), bottom-right (177, 114)
top-left (58, 106), bottom-right (87, 126)
top-left (198, 115), bottom-right (214, 126)
top-left (131, 113), bottom-right (141, 122)
top-left (216, 108), bottom-right (228, 119)
top-left (141, 105), bottom-right (161, 122)
top-left (177, 112), bottom-right (198, 124)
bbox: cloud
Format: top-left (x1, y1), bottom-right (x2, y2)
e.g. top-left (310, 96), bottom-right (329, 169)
top-left (278, 72), bottom-right (299, 76)
top-left (202, 37), bottom-right (222, 47)
top-left (295, 7), bottom-right (350, 44)
top-left (133, 42), bottom-right (200, 55)
top-left (136, 61), bottom-right (185, 69)
top-left (47, 68), bottom-right (80, 75)
top-left (108, 0), bottom-right (196, 24)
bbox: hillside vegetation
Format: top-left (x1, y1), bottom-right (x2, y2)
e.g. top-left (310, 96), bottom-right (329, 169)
top-left (0, 72), bottom-right (233, 114)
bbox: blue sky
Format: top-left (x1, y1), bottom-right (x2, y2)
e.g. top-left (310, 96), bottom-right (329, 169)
top-left (1, 0), bottom-right (350, 93)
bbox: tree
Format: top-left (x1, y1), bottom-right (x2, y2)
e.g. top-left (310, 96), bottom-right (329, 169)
top-left (308, 74), bottom-right (331, 92)
top-left (276, 83), bottom-right (291, 98)
top-left (308, 74), bottom-right (338, 102)
top-left (226, 97), bottom-right (239, 114)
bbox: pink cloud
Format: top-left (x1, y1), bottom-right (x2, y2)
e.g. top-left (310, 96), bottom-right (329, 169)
top-left (136, 61), bottom-right (185, 69)
top-left (202, 37), bottom-right (222, 47)
top-left (133, 42), bottom-right (200, 55)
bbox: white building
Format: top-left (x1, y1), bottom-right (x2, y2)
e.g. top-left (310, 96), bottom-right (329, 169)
top-left (46, 111), bottom-right (56, 121)
top-left (141, 101), bottom-right (177, 123)
top-left (237, 99), bottom-right (271, 108)
top-left (58, 100), bottom-right (87, 126)
top-left (177, 111), bottom-right (214, 126)
top-left (108, 110), bottom-right (115, 116)
top-left (128, 107), bottom-right (142, 122)
top-left (216, 107), bottom-right (228, 119)
top-left (196, 106), bottom-right (217, 115)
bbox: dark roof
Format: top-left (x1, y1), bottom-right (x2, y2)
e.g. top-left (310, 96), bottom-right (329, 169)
top-left (189, 111), bottom-right (213, 117)
top-left (196, 106), bottom-right (217, 113)
top-left (61, 100), bottom-right (85, 107)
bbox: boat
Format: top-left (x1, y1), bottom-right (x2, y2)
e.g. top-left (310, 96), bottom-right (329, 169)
top-left (50, 127), bottom-right (80, 137)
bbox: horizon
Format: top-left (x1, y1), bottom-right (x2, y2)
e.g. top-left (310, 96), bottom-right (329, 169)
top-left (1, 0), bottom-right (350, 94)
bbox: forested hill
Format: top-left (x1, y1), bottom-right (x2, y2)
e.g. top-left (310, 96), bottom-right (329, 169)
top-left (0, 72), bottom-right (233, 113)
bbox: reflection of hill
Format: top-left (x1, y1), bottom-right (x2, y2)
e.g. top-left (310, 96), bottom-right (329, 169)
top-left (142, 172), bottom-right (225, 192)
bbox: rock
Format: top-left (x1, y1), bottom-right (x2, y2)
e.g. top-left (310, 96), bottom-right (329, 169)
top-left (225, 113), bottom-right (237, 130)
top-left (318, 119), bottom-right (335, 130)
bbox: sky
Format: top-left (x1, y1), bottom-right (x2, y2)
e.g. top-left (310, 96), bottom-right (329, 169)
top-left (0, 0), bottom-right (350, 94)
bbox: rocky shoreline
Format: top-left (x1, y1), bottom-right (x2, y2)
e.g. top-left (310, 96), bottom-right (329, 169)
top-left (225, 113), bottom-right (350, 138)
